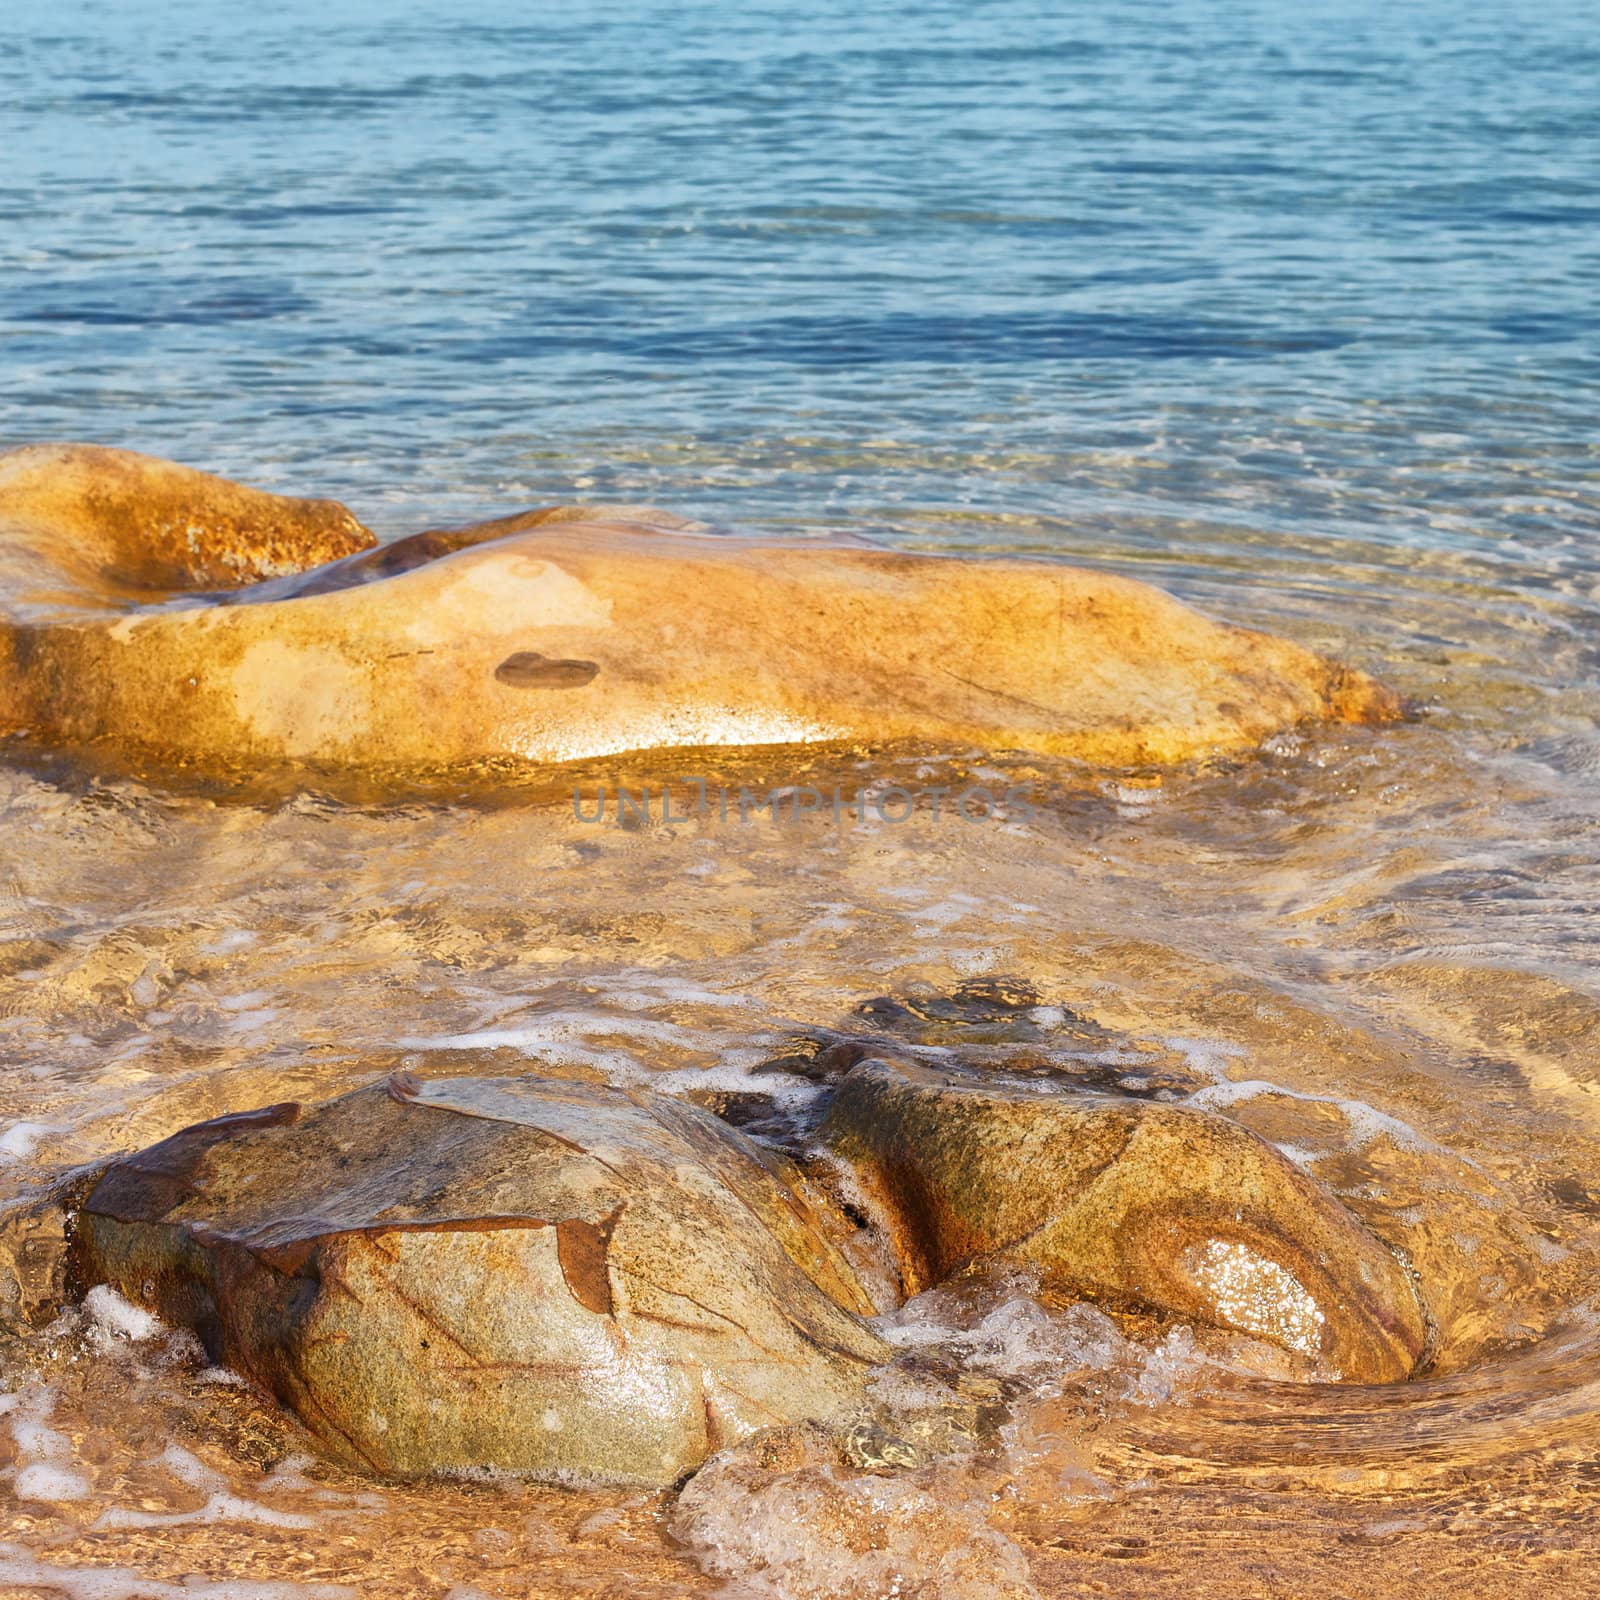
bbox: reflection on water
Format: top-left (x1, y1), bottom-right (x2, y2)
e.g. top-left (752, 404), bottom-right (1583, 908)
top-left (4, 0), bottom-right (1600, 1592)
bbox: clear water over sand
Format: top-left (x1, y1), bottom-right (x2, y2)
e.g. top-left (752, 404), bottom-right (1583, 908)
top-left (2, 2), bottom-right (1599, 1595)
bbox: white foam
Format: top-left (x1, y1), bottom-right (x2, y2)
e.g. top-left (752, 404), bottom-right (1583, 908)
top-left (1130, 1327), bottom-right (1205, 1405)
top-left (0, 1544), bottom-right (357, 1599)
top-left (596, 976), bottom-right (761, 1010)
top-left (1271, 1141), bottom-right (1321, 1170)
top-left (252, 1455), bottom-right (385, 1515)
top-left (216, 990), bottom-right (275, 1011)
top-left (1161, 1033), bottom-right (1459, 1165)
top-left (397, 1006), bottom-right (724, 1076)
top-left (673, 1447), bottom-right (1038, 1600)
top-left (6, 1383), bottom-right (90, 1501)
top-left (1162, 1035), bottom-right (1250, 1083)
top-left (402, 1009), bottom-right (699, 1047)
top-left (872, 1274), bottom-right (1223, 1416)
top-left (0, 1120), bottom-right (56, 1160)
top-left (93, 1493), bottom-right (317, 1531)
top-left (14, 1461), bottom-right (93, 1502)
top-left (151, 1444), bottom-right (227, 1494)
top-left (876, 1288), bottom-right (1127, 1381)
top-left (83, 1284), bottom-right (165, 1343)
top-left (1185, 1075), bottom-right (1437, 1154)
top-left (648, 1062), bottom-right (827, 1116)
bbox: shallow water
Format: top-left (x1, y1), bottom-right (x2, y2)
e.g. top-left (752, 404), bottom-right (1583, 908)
top-left (4, 0), bottom-right (1600, 1595)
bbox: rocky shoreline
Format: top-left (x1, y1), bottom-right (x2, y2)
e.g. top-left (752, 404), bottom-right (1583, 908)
top-left (6, 1012), bottom-right (1427, 1491)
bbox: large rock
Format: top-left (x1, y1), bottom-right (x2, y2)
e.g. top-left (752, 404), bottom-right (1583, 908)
top-left (0, 443), bottom-right (1398, 780)
top-left (70, 1072), bottom-right (889, 1484)
top-left (819, 1058), bottom-right (1428, 1383)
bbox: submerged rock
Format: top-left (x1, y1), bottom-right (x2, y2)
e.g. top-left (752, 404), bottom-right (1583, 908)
top-left (0, 443), bottom-right (1398, 781)
top-left (70, 1073), bottom-right (888, 1484)
top-left (819, 1058), bottom-right (1428, 1383)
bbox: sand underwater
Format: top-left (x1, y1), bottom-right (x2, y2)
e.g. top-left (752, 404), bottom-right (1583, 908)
top-left (5, 1), bottom-right (1600, 1595)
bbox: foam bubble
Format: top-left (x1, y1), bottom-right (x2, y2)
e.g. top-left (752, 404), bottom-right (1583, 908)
top-left (83, 1283), bottom-right (165, 1344)
top-left (93, 1493), bottom-right (317, 1531)
top-left (650, 1060), bottom-right (828, 1117)
top-left (151, 1443), bottom-right (227, 1494)
top-left (872, 1271), bottom-right (1232, 1419)
top-left (875, 1277), bottom-right (1134, 1385)
top-left (1130, 1327), bottom-right (1205, 1405)
top-left (395, 1004), bottom-right (738, 1079)
top-left (0, 1544), bottom-right (358, 1599)
top-left (672, 1436), bottom-right (1038, 1600)
top-left (14, 1460), bottom-right (93, 1502)
top-left (0, 1120), bottom-right (56, 1160)
top-left (6, 1382), bottom-right (91, 1501)
top-left (596, 975), bottom-right (761, 1011)
top-left (1185, 1074), bottom-right (1439, 1155)
top-left (401, 1007), bottom-right (706, 1051)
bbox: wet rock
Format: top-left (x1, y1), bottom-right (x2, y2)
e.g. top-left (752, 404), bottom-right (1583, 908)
top-left (819, 1057), bottom-right (1428, 1383)
top-left (753, 982), bottom-right (1203, 1101)
top-left (0, 444), bottom-right (1398, 782)
top-left (854, 978), bottom-right (1095, 1044)
top-left (0, 442), bottom-right (373, 596)
top-left (69, 1073), bottom-right (888, 1484)
top-left (0, 1164), bottom-right (113, 1334)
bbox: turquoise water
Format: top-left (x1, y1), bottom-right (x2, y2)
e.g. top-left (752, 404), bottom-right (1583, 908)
top-left (4, 0), bottom-right (1597, 572)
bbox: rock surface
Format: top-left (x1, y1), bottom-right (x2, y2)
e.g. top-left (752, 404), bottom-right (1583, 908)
top-left (0, 443), bottom-right (1399, 781)
top-left (70, 1072), bottom-right (888, 1484)
top-left (0, 442), bottom-right (373, 601)
top-left (819, 1057), bottom-right (1428, 1383)
top-left (50, 1052), bottom-right (1437, 1485)
top-left (0, 1167), bottom-right (101, 1332)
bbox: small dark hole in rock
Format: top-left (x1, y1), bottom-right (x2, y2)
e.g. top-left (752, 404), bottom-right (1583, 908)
top-left (494, 651), bottom-right (599, 689)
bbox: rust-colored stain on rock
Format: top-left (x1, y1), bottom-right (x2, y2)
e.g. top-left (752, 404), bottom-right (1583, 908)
top-left (555, 1208), bottom-right (621, 1315)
